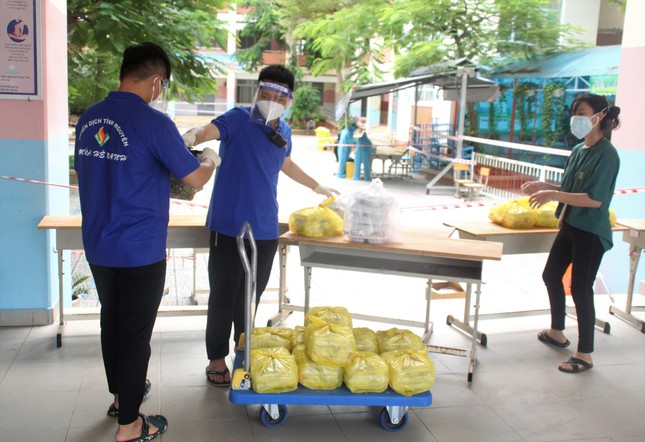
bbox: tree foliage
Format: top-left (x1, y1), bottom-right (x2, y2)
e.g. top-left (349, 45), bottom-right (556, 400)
top-left (67, 0), bottom-right (230, 114)
top-left (380, 0), bottom-right (582, 77)
top-left (289, 84), bottom-right (322, 123)
top-left (236, 0), bottom-right (287, 71)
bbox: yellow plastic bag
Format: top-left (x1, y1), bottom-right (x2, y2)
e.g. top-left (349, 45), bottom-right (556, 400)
top-left (250, 347), bottom-right (298, 393)
top-left (534, 201), bottom-right (558, 228)
top-left (376, 328), bottom-right (427, 354)
top-left (344, 352), bottom-right (389, 393)
top-left (238, 327), bottom-right (293, 352)
top-left (289, 197), bottom-right (343, 237)
top-left (501, 199), bottom-right (537, 229)
top-left (291, 325), bottom-right (305, 348)
top-left (354, 327), bottom-right (378, 353)
top-left (305, 316), bottom-right (356, 367)
top-left (305, 306), bottom-right (353, 328)
top-left (488, 201), bottom-right (509, 225)
top-left (293, 344), bottom-right (343, 390)
top-left (609, 208), bottom-right (617, 227)
top-left (381, 349), bottom-right (436, 396)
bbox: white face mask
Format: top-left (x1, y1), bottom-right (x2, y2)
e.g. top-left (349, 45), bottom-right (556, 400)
top-left (570, 113), bottom-right (602, 139)
top-left (256, 100), bottom-right (286, 122)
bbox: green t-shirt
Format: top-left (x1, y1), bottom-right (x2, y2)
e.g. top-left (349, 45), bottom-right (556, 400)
top-left (556, 139), bottom-right (620, 251)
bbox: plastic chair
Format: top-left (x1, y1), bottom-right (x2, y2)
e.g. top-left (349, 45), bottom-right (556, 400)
top-left (453, 162), bottom-right (474, 197)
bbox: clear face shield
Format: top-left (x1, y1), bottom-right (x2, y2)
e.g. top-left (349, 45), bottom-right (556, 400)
top-left (151, 76), bottom-right (170, 113)
top-left (250, 81), bottom-right (293, 127)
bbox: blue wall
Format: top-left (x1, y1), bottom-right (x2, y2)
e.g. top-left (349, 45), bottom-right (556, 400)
top-left (0, 134), bottom-right (69, 315)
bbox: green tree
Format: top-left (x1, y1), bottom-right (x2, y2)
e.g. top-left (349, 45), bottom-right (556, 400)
top-left (236, 0), bottom-right (287, 72)
top-left (289, 84), bottom-right (322, 123)
top-left (288, 0), bottom-right (386, 96)
top-left (67, 0), bottom-right (230, 114)
top-left (379, 0), bottom-right (581, 77)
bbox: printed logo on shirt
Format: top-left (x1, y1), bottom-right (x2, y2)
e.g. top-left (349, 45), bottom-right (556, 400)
top-left (94, 126), bottom-right (110, 147)
top-left (578, 171), bottom-right (585, 181)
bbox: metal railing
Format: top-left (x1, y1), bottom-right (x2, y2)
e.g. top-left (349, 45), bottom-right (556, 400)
top-left (411, 123), bottom-right (569, 199)
top-left (473, 151), bottom-right (565, 199)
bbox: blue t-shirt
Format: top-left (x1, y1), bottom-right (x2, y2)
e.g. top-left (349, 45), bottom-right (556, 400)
top-left (206, 107), bottom-right (292, 239)
top-left (75, 91), bottom-right (200, 267)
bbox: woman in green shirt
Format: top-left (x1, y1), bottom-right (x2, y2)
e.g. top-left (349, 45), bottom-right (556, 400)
top-left (521, 94), bottom-right (621, 374)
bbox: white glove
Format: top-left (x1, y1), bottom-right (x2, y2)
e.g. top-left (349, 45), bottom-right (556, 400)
top-left (182, 132), bottom-right (197, 147)
top-left (314, 184), bottom-right (339, 198)
top-left (198, 147), bottom-right (221, 167)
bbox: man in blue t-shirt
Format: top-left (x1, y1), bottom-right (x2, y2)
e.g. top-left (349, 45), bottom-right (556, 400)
top-left (75, 42), bottom-right (218, 442)
top-left (183, 65), bottom-right (338, 386)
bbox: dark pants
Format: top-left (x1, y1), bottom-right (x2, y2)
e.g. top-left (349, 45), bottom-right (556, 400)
top-left (90, 260), bottom-right (166, 425)
top-left (206, 231), bottom-right (278, 360)
top-left (542, 223), bottom-right (605, 354)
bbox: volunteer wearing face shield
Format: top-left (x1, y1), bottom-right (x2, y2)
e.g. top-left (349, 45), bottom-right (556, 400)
top-left (521, 94), bottom-right (621, 374)
top-left (182, 65), bottom-right (339, 387)
top-left (74, 42), bottom-right (218, 442)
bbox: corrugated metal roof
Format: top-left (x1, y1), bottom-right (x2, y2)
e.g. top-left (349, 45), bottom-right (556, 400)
top-left (492, 45), bottom-right (621, 79)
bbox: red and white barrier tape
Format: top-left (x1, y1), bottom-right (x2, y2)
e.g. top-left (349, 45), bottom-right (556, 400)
top-left (0, 174), bottom-right (78, 190)
top-left (2, 174), bottom-right (644, 201)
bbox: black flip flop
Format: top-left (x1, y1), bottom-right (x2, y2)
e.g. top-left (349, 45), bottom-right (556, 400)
top-left (206, 367), bottom-right (231, 387)
top-left (123, 413), bottom-right (168, 442)
top-left (558, 357), bottom-right (593, 373)
top-left (537, 330), bottom-right (570, 348)
top-left (107, 379), bottom-right (152, 417)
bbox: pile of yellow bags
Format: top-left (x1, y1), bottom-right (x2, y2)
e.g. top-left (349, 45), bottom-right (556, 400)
top-left (489, 197), bottom-right (617, 229)
top-left (289, 197), bottom-right (343, 237)
top-left (489, 197), bottom-right (556, 229)
top-left (243, 307), bottom-right (435, 396)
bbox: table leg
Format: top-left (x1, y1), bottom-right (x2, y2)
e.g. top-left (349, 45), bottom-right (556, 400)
top-left (609, 245), bottom-right (645, 333)
top-left (446, 282), bottom-right (488, 346)
top-left (468, 282), bottom-right (482, 382)
top-left (304, 266), bottom-right (312, 314)
top-left (422, 279), bottom-right (433, 343)
top-left (267, 244), bottom-right (294, 327)
top-left (56, 249), bottom-right (64, 348)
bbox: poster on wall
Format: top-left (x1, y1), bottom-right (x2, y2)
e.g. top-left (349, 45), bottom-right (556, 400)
top-left (0, 0), bottom-right (41, 100)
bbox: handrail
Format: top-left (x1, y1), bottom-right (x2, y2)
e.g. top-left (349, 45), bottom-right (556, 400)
top-left (236, 222), bottom-right (257, 372)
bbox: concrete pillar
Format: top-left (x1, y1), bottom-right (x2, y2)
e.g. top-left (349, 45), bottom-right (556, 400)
top-left (559, 0), bottom-right (602, 45)
top-left (0, 1), bottom-right (69, 325)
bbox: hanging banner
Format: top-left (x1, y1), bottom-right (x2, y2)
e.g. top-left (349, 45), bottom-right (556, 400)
top-left (335, 87), bottom-right (354, 121)
top-left (0, 0), bottom-right (41, 99)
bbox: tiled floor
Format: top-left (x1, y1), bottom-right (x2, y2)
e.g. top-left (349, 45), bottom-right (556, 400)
top-left (2, 134), bottom-right (643, 441)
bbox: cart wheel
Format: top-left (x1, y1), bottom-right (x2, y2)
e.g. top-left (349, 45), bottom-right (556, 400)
top-left (446, 315), bottom-right (454, 326)
top-left (480, 333), bottom-right (488, 347)
top-left (379, 407), bottom-right (408, 432)
top-left (260, 405), bottom-right (288, 428)
top-left (56, 334), bottom-right (62, 348)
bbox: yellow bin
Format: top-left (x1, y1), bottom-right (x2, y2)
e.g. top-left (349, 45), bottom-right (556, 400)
top-left (346, 162), bottom-right (354, 179)
top-left (315, 127), bottom-right (332, 150)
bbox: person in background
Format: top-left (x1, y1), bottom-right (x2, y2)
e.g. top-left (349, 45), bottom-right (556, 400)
top-left (522, 93), bottom-right (621, 374)
top-left (353, 117), bottom-right (373, 180)
top-left (337, 117), bottom-right (358, 178)
top-left (75, 42), bottom-right (219, 442)
top-left (182, 65), bottom-right (338, 386)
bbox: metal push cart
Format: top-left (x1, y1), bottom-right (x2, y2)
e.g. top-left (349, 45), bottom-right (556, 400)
top-left (229, 223), bottom-right (433, 431)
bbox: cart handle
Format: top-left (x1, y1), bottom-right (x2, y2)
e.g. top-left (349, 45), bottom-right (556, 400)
top-left (237, 222), bottom-right (257, 373)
